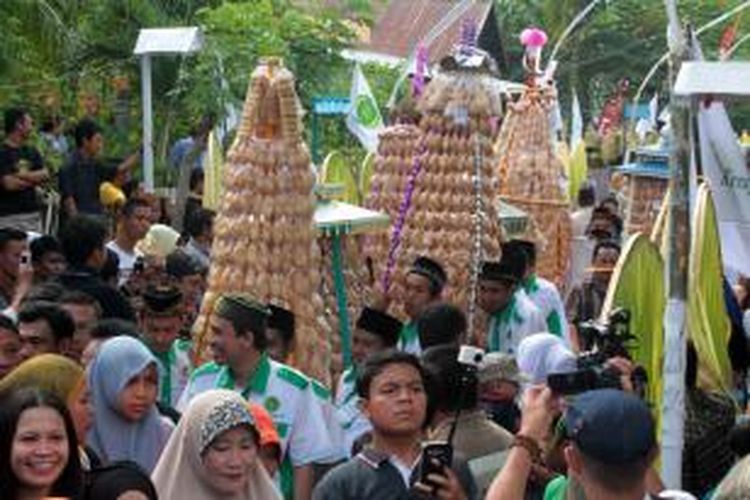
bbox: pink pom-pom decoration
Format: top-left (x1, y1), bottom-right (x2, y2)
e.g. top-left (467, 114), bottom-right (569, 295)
top-left (520, 27), bottom-right (548, 48)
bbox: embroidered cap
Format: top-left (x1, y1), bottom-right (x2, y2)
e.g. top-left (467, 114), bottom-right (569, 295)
top-left (199, 397), bottom-right (256, 454)
top-left (477, 352), bottom-right (525, 384)
top-left (214, 294), bottom-right (271, 334)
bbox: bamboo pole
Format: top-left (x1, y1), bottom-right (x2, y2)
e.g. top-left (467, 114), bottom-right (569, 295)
top-left (660, 1), bottom-right (692, 488)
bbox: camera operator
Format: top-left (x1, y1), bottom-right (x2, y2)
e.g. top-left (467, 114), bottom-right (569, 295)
top-left (422, 345), bottom-right (513, 495)
top-left (486, 386), bottom-right (667, 500)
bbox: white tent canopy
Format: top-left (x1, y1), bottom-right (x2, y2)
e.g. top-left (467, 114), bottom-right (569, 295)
top-left (674, 62), bottom-right (750, 98)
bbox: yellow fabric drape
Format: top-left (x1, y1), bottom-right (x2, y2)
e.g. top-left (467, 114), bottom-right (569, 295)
top-left (560, 140), bottom-right (589, 203)
top-left (202, 131), bottom-right (224, 211)
top-left (601, 233), bottom-right (666, 409)
top-left (687, 183), bottom-right (732, 392)
top-left (322, 151), bottom-right (358, 204)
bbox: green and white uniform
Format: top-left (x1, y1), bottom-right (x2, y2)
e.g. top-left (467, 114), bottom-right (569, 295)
top-left (334, 367), bottom-right (371, 456)
top-left (487, 293), bottom-right (546, 354)
top-left (152, 338), bottom-right (193, 408)
top-left (521, 275), bottom-right (569, 341)
top-left (178, 353), bottom-right (343, 465)
top-left (397, 322), bottom-right (421, 355)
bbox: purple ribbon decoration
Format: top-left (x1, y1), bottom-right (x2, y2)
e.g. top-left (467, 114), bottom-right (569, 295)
top-left (381, 138), bottom-right (428, 293)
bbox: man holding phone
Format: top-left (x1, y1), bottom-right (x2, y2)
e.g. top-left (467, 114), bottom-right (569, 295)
top-left (314, 350), bottom-right (477, 500)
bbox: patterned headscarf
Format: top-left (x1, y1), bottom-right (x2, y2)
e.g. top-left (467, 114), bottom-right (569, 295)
top-left (152, 389), bottom-right (281, 500)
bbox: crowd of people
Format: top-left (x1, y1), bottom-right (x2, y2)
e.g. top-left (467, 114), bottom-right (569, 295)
top-left (2, 104), bottom-right (750, 500)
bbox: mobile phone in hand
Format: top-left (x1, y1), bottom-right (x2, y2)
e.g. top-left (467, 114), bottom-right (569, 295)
top-left (418, 441), bottom-right (453, 489)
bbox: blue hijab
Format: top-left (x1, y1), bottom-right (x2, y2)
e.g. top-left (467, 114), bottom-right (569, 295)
top-left (87, 336), bottom-right (171, 472)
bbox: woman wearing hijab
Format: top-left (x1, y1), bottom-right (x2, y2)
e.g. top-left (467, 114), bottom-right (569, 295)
top-left (87, 336), bottom-right (173, 472)
top-left (516, 333), bottom-right (577, 385)
top-left (0, 353), bottom-right (97, 469)
top-left (152, 389), bottom-right (281, 500)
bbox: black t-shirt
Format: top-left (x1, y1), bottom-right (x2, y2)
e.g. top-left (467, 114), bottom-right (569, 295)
top-left (59, 151), bottom-right (117, 215)
top-left (0, 143), bottom-right (44, 216)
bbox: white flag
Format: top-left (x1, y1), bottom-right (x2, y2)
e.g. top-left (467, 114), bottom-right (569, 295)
top-left (570, 90), bottom-right (583, 150)
top-left (649, 93), bottom-right (659, 127)
top-left (696, 101), bottom-right (750, 280)
top-left (346, 64), bottom-right (384, 153)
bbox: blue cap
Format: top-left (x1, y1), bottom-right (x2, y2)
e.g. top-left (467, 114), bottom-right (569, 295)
top-left (565, 389), bottom-right (655, 465)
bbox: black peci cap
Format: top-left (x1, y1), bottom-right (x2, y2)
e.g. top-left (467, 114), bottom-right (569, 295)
top-left (356, 307), bottom-right (403, 347)
top-left (409, 256), bottom-right (447, 292)
top-left (268, 304), bottom-right (295, 335)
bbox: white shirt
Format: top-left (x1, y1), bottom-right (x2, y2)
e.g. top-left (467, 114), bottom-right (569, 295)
top-left (177, 354), bottom-right (343, 466)
top-left (520, 276), bottom-right (569, 342)
top-left (486, 292), bottom-right (547, 354)
top-left (106, 240), bottom-right (142, 286)
top-left (570, 206), bottom-right (593, 238)
top-left (152, 339), bottom-right (193, 408)
top-left (334, 367), bottom-right (372, 456)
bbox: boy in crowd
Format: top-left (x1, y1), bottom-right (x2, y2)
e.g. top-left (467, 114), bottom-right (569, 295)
top-left (59, 290), bottom-right (101, 362)
top-left (139, 284), bottom-right (192, 408)
top-left (107, 197), bottom-right (151, 286)
top-left (17, 301), bottom-right (75, 360)
top-left (314, 350), bottom-right (476, 500)
top-left (30, 235), bottom-right (66, 283)
top-left (478, 252), bottom-right (546, 354)
top-left (398, 256), bottom-right (447, 354)
top-left (58, 215), bottom-right (135, 321)
top-left (335, 306), bottom-right (402, 456)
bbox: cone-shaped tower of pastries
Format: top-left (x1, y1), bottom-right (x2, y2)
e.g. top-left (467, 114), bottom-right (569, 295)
top-left (381, 43), bottom-right (504, 325)
top-left (365, 45), bottom-right (428, 280)
top-left (496, 87), bottom-right (571, 286)
top-left (193, 58), bottom-right (329, 384)
top-left (364, 124), bottom-right (421, 278)
top-left (496, 30), bottom-right (570, 287)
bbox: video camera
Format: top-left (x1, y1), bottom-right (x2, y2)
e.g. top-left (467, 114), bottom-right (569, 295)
top-left (547, 308), bottom-right (648, 396)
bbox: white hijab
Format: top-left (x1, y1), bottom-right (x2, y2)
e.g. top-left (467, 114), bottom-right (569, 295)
top-left (152, 389), bottom-right (281, 500)
top-left (517, 333), bottom-right (576, 384)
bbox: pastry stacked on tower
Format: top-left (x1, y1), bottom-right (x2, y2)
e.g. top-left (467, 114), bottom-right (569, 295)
top-left (380, 40), bottom-right (504, 324)
top-left (194, 58), bottom-right (330, 384)
top-left (495, 28), bottom-right (571, 287)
